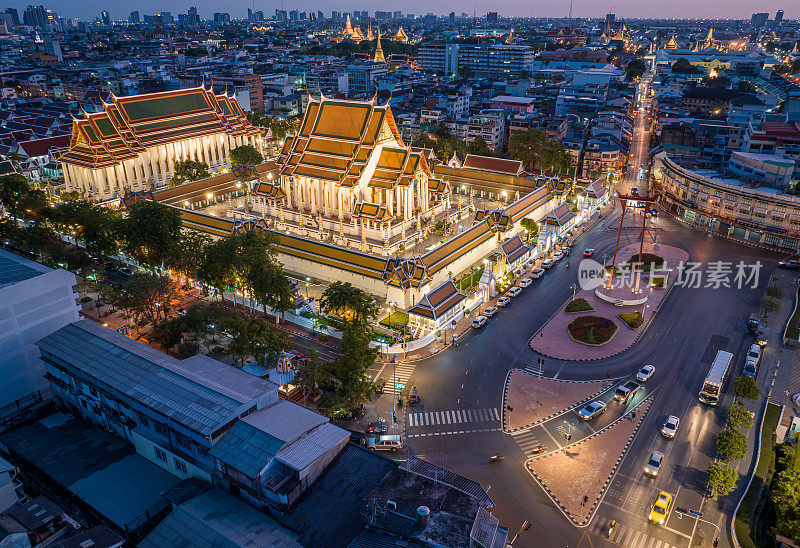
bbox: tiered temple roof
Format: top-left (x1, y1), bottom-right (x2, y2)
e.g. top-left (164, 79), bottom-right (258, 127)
top-left (59, 87), bottom-right (262, 170)
top-left (277, 98), bottom-right (430, 187)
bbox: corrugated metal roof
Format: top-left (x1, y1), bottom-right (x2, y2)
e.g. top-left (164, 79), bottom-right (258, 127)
top-left (0, 250), bottom-right (49, 288)
top-left (35, 321), bottom-right (275, 436)
top-left (242, 400), bottom-right (327, 443)
top-left (139, 488), bottom-right (301, 548)
top-left (275, 422), bottom-right (349, 471)
top-left (280, 443), bottom-right (397, 548)
top-left (208, 421), bottom-right (283, 479)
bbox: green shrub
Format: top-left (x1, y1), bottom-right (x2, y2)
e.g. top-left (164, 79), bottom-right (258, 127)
top-left (617, 312), bottom-right (644, 329)
top-left (626, 253), bottom-right (664, 271)
top-left (567, 315), bottom-right (619, 345)
top-left (564, 298), bottom-right (594, 314)
top-left (647, 276), bottom-right (667, 288)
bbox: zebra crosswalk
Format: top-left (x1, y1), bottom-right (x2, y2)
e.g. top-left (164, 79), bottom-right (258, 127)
top-left (509, 427), bottom-right (547, 457)
top-left (380, 363), bottom-right (416, 395)
top-left (407, 408), bottom-right (500, 427)
top-left (592, 517), bottom-right (684, 548)
top-left (523, 365), bottom-right (543, 376)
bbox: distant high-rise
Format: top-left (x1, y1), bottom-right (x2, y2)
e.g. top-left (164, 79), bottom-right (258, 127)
top-left (289, 9), bottom-right (298, 21)
top-left (331, 11), bottom-right (340, 21)
top-left (317, 10), bottom-right (324, 20)
top-left (487, 11), bottom-right (498, 24)
top-left (160, 12), bottom-right (173, 24)
top-left (213, 12), bottom-right (230, 24)
top-left (449, 12), bottom-right (455, 21)
top-left (393, 11), bottom-right (402, 19)
top-left (4, 7), bottom-right (19, 26)
top-left (775, 10), bottom-right (784, 24)
top-left (606, 13), bottom-right (616, 24)
top-left (100, 10), bottom-right (110, 25)
top-left (274, 9), bottom-right (287, 21)
top-left (23, 5), bottom-right (50, 28)
top-left (750, 12), bottom-right (769, 28)
top-left (128, 10), bottom-right (139, 23)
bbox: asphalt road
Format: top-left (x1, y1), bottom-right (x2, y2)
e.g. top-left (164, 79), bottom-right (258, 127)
top-left (388, 77), bottom-right (781, 547)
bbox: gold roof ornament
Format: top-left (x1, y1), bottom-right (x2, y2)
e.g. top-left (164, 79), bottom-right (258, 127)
top-left (394, 26), bottom-right (408, 42)
top-left (366, 23), bottom-right (374, 41)
top-left (374, 29), bottom-right (386, 63)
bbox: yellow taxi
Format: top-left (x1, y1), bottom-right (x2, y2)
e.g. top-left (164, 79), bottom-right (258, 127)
top-left (648, 491), bottom-right (672, 525)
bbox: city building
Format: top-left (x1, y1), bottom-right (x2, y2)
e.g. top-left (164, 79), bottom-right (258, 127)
top-left (58, 88), bottom-right (264, 202)
top-left (420, 43), bottom-right (535, 77)
top-left (0, 250), bottom-right (80, 414)
top-left (652, 151), bottom-right (800, 251)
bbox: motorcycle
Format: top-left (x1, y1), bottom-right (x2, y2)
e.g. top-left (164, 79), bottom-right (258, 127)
top-left (565, 261), bottom-right (570, 268)
top-left (608, 520), bottom-right (615, 537)
top-left (489, 453), bottom-right (504, 463)
top-left (531, 444), bottom-right (546, 454)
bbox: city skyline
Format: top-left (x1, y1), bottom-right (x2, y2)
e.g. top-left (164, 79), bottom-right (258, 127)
top-left (3, 0), bottom-right (798, 23)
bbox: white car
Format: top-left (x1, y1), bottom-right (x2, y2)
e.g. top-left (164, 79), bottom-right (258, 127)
top-left (643, 451), bottom-right (664, 476)
top-left (542, 259), bottom-right (555, 270)
top-left (483, 306), bottom-right (498, 317)
top-left (636, 364), bottom-right (655, 382)
top-left (531, 268), bottom-right (545, 278)
top-left (519, 278), bottom-right (532, 288)
top-left (472, 316), bottom-right (488, 329)
top-left (661, 415), bottom-right (680, 439)
top-left (553, 251), bottom-right (564, 260)
top-left (508, 287), bottom-right (522, 298)
top-left (578, 400), bottom-right (607, 420)
top-left (497, 297), bottom-right (511, 307)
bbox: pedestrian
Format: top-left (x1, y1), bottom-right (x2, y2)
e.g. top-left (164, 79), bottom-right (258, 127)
top-left (606, 369), bottom-right (610, 379)
top-left (632, 410), bottom-right (636, 419)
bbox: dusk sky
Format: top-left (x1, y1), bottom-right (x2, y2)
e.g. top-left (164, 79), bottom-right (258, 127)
top-left (4, 0), bottom-right (798, 23)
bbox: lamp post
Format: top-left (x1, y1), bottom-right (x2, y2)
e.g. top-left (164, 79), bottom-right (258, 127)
top-left (305, 276), bottom-right (311, 301)
top-left (570, 283), bottom-right (577, 303)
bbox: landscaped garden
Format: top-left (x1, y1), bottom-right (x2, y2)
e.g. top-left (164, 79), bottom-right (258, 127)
top-left (379, 311), bottom-right (409, 331)
top-left (617, 311), bottom-right (644, 329)
top-left (567, 315), bottom-right (619, 346)
top-left (785, 286), bottom-right (800, 341)
top-left (626, 252), bottom-right (664, 271)
top-left (564, 298), bottom-right (594, 314)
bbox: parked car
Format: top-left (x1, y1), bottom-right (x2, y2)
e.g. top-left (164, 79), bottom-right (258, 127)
top-left (562, 246), bottom-right (571, 254)
top-left (649, 491), bottom-right (673, 525)
top-left (366, 435), bottom-right (402, 452)
top-left (177, 308), bottom-right (187, 316)
top-left (661, 415), bottom-right (680, 439)
top-left (743, 361), bottom-right (757, 378)
top-left (497, 297), bottom-right (511, 307)
top-left (636, 364), bottom-right (655, 382)
top-left (484, 306), bottom-right (498, 317)
top-left (519, 278), bottom-right (532, 288)
top-left (745, 343), bottom-right (761, 366)
top-left (631, 186), bottom-right (639, 194)
top-left (578, 401), bottom-right (607, 420)
top-left (542, 259), bottom-right (555, 270)
top-left (508, 287), bottom-right (522, 297)
top-left (553, 251), bottom-right (564, 260)
top-left (366, 419), bottom-right (387, 434)
top-left (643, 451), bottom-right (664, 476)
top-left (472, 316), bottom-right (488, 329)
top-left (407, 386), bottom-right (419, 404)
top-left (531, 268), bottom-right (545, 278)
top-left (583, 248), bottom-right (595, 257)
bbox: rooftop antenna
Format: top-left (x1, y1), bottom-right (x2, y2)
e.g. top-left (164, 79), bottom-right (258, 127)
top-left (569, 0), bottom-right (573, 20)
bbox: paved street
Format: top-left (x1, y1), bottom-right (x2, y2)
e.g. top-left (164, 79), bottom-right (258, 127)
top-left (363, 75), bottom-right (787, 547)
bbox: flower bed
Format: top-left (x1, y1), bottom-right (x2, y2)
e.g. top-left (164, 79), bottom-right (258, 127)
top-left (617, 311), bottom-right (644, 329)
top-left (567, 315), bottom-right (619, 346)
top-left (564, 298), bottom-right (594, 314)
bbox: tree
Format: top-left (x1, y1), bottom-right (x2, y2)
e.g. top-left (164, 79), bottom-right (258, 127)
top-left (625, 59), bottom-right (647, 81)
top-left (763, 296), bottom-right (781, 313)
top-left (118, 200), bottom-right (183, 269)
top-left (507, 129), bottom-right (547, 172)
top-left (727, 401), bottom-right (754, 431)
top-left (293, 348), bottom-right (326, 402)
top-left (225, 314), bottom-right (253, 367)
top-left (248, 316), bottom-right (290, 367)
top-left (229, 144), bottom-right (263, 167)
top-left (706, 462), bottom-right (739, 496)
top-left (197, 235), bottom-right (241, 300)
top-left (75, 202), bottom-right (120, 257)
top-left (171, 159), bottom-right (210, 186)
top-left (168, 229), bottom-right (211, 280)
top-left (0, 174), bottom-right (31, 218)
top-left (701, 75), bottom-right (731, 89)
top-left (672, 58), bottom-right (700, 74)
top-left (717, 428), bottom-right (748, 461)
top-left (110, 272), bottom-right (180, 329)
top-left (733, 375), bottom-right (761, 401)
top-left (538, 139), bottom-right (571, 175)
top-left (325, 323), bottom-right (378, 413)
top-left (520, 218), bottom-right (539, 242)
top-left (772, 470), bottom-right (800, 531)
top-left (467, 136), bottom-right (492, 157)
top-left (319, 281), bottom-right (378, 326)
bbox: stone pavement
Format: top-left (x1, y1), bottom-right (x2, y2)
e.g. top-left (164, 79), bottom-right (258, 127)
top-left (527, 397), bottom-right (653, 525)
top-left (504, 371), bottom-right (610, 431)
top-left (529, 242), bottom-right (689, 360)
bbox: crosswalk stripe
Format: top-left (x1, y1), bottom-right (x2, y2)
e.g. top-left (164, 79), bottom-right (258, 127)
top-left (492, 407), bottom-right (499, 420)
top-left (612, 524), bottom-right (626, 543)
top-left (448, 410), bottom-right (455, 423)
top-left (645, 537), bottom-right (656, 548)
top-left (654, 540), bottom-right (663, 548)
top-left (628, 530), bottom-right (641, 548)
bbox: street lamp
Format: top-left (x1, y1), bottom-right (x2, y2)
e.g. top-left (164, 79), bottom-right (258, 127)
top-left (570, 283), bottom-right (577, 302)
top-left (305, 276), bottom-right (311, 301)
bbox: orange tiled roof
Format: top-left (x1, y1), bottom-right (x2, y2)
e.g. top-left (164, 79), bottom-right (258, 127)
top-left (462, 155), bottom-right (523, 176)
top-left (59, 87), bottom-right (263, 170)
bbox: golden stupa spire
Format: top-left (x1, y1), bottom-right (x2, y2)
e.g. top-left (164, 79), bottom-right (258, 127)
top-left (374, 29), bottom-right (385, 63)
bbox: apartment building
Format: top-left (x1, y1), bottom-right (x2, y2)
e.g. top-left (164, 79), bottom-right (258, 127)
top-left (420, 43), bottom-right (534, 77)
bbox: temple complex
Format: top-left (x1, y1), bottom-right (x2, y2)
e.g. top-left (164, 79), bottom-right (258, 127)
top-left (58, 87), bottom-right (263, 202)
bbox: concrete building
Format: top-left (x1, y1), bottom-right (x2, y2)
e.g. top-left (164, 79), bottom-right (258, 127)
top-left (0, 250), bottom-right (80, 413)
top-left (419, 43), bottom-right (534, 77)
top-left (652, 151), bottom-right (800, 251)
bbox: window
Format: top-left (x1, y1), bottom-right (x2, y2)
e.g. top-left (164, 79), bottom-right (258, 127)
top-left (154, 447), bottom-right (167, 463)
top-left (154, 421), bottom-right (169, 437)
top-left (175, 459), bottom-right (187, 474)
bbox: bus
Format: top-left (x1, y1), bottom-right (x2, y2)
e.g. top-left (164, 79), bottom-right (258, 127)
top-left (699, 350), bottom-right (733, 405)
